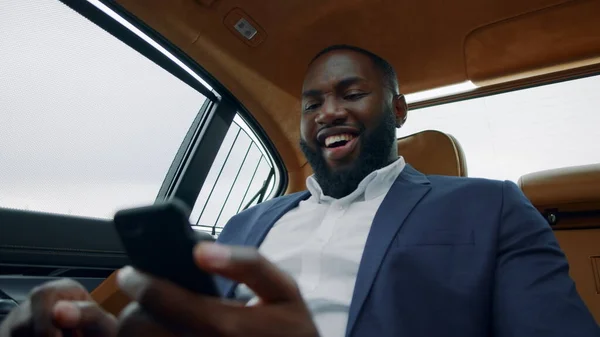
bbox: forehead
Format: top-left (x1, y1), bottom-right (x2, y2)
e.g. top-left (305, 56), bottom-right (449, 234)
top-left (303, 50), bottom-right (379, 91)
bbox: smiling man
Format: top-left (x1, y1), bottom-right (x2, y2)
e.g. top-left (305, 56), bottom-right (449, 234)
top-left (219, 45), bottom-right (600, 337)
top-left (2, 45), bottom-right (598, 337)
top-left (298, 46), bottom-right (405, 199)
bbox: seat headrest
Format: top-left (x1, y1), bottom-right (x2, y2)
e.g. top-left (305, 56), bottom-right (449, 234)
top-left (398, 130), bottom-right (467, 177)
top-left (518, 164), bottom-right (600, 211)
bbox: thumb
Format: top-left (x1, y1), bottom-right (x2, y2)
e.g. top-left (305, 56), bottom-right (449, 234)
top-left (193, 242), bottom-right (301, 304)
top-left (53, 301), bottom-right (117, 337)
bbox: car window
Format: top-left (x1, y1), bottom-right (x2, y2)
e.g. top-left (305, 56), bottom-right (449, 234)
top-left (0, 0), bottom-right (208, 218)
top-left (397, 74), bottom-right (600, 182)
top-left (190, 115), bottom-right (279, 236)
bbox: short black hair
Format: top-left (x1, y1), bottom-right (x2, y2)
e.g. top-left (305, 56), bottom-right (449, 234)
top-left (309, 44), bottom-right (399, 95)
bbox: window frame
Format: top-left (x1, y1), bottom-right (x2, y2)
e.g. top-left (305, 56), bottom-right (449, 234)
top-left (409, 69), bottom-right (600, 111)
top-left (58, 0), bottom-right (288, 212)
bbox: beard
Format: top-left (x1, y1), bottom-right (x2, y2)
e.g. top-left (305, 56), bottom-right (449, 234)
top-left (300, 106), bottom-right (398, 199)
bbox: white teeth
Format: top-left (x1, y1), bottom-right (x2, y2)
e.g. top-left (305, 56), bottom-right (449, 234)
top-left (324, 133), bottom-right (354, 147)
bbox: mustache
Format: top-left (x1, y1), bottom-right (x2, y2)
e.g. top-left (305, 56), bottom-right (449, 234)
top-left (316, 122), bottom-right (366, 137)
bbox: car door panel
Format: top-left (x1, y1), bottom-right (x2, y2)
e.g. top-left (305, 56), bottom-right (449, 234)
top-left (0, 207), bottom-right (129, 270)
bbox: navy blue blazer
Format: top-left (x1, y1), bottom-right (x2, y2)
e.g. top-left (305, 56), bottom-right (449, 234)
top-left (216, 165), bottom-right (599, 337)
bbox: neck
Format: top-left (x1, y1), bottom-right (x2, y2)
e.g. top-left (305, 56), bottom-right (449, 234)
top-left (385, 147), bottom-right (399, 166)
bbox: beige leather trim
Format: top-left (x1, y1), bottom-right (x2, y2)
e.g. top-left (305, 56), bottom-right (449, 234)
top-left (519, 163), bottom-right (600, 208)
top-left (447, 133), bottom-right (467, 177)
top-left (397, 130), bottom-right (467, 178)
top-left (465, 0), bottom-right (600, 86)
top-left (90, 270), bottom-right (131, 314)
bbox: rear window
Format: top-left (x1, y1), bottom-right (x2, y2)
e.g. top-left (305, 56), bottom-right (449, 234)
top-left (397, 74), bottom-right (600, 182)
top-left (190, 114), bottom-right (279, 235)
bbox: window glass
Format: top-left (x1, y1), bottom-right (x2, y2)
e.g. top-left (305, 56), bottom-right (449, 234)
top-left (397, 75), bottom-right (600, 182)
top-left (0, 0), bottom-right (207, 218)
top-left (190, 115), bottom-right (278, 235)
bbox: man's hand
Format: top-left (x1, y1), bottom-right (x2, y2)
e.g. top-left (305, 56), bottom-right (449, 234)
top-left (0, 278), bottom-right (117, 337)
top-left (116, 242), bottom-right (319, 337)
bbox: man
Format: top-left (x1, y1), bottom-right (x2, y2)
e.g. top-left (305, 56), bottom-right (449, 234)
top-left (1, 45), bottom-right (598, 337)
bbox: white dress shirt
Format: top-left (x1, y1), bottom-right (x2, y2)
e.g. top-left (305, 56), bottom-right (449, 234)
top-left (236, 157), bottom-right (406, 337)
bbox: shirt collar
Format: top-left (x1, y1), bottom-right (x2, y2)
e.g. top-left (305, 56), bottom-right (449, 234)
top-left (306, 156), bottom-right (406, 204)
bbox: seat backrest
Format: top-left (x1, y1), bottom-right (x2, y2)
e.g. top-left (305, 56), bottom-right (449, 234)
top-left (397, 130), bottom-right (467, 177)
top-left (518, 164), bottom-right (600, 323)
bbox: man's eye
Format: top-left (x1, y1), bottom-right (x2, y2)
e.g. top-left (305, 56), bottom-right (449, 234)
top-left (304, 103), bottom-right (320, 111)
top-left (344, 92), bottom-right (367, 100)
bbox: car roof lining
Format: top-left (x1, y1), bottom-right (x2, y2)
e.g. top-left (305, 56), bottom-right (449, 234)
top-left (114, 0), bottom-right (600, 192)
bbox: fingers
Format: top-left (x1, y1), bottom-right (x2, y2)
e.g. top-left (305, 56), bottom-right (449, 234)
top-left (116, 267), bottom-right (234, 335)
top-left (29, 279), bottom-right (92, 337)
top-left (117, 302), bottom-right (229, 337)
top-left (114, 243), bottom-right (303, 337)
top-left (117, 303), bottom-right (176, 337)
top-left (52, 301), bottom-right (117, 337)
top-left (193, 243), bottom-right (301, 303)
top-left (0, 278), bottom-right (115, 337)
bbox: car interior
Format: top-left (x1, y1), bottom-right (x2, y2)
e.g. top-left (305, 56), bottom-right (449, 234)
top-left (1, 0), bottom-right (599, 325)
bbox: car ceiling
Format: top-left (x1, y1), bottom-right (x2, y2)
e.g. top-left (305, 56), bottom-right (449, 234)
top-left (115, 0), bottom-right (600, 192)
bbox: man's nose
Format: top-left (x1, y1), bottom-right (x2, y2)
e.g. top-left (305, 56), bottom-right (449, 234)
top-left (315, 97), bottom-right (347, 125)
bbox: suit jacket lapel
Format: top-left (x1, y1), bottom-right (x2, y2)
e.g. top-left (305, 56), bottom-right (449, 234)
top-left (242, 192), bottom-right (310, 247)
top-left (220, 191), bottom-right (311, 297)
top-left (345, 165), bottom-right (431, 337)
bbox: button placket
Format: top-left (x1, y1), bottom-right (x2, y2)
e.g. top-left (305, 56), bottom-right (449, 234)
top-left (302, 202), bottom-right (339, 293)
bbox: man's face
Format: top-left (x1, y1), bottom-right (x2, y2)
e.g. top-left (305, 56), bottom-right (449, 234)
top-left (300, 50), bottom-right (406, 198)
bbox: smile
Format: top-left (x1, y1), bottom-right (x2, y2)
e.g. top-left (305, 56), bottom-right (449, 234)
top-left (322, 134), bottom-right (360, 161)
top-left (315, 126), bottom-right (362, 162)
top-left (324, 133), bottom-right (355, 148)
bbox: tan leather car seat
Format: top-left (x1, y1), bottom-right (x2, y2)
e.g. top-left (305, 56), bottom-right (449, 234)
top-left (518, 163), bottom-right (600, 323)
top-left (398, 130), bottom-right (468, 177)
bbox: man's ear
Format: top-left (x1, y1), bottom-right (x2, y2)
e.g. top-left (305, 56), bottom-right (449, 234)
top-left (393, 94), bottom-right (408, 128)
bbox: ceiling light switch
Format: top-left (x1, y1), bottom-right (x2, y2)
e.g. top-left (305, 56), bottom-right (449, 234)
top-left (234, 18), bottom-right (257, 40)
top-left (224, 8), bottom-right (266, 47)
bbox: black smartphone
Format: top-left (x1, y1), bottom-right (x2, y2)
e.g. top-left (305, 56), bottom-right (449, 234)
top-left (113, 198), bottom-right (221, 297)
